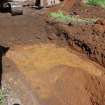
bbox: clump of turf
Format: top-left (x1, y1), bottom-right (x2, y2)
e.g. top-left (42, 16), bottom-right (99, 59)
top-left (87, 0), bottom-right (105, 8)
top-left (48, 11), bottom-right (97, 25)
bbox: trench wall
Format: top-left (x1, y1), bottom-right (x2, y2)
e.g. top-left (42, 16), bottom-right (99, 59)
top-left (51, 22), bottom-right (105, 67)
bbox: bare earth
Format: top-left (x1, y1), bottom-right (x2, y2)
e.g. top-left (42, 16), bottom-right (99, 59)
top-left (1, 6), bottom-right (105, 105)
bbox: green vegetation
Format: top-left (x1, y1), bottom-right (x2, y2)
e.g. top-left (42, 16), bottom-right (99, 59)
top-left (87, 0), bottom-right (105, 8)
top-left (49, 11), bottom-right (97, 25)
top-left (0, 89), bottom-right (7, 105)
top-left (49, 11), bottom-right (72, 23)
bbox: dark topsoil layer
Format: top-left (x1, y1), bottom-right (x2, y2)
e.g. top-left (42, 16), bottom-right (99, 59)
top-left (48, 4), bottom-right (105, 67)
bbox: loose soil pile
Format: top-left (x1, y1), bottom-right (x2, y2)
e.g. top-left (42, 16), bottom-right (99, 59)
top-left (48, 1), bottom-right (105, 67)
top-left (47, 0), bottom-right (76, 13)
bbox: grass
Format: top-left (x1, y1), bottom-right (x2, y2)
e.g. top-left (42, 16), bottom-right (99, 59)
top-left (49, 11), bottom-right (72, 23)
top-left (0, 89), bottom-right (7, 105)
top-left (87, 0), bottom-right (105, 8)
top-left (48, 11), bottom-right (97, 25)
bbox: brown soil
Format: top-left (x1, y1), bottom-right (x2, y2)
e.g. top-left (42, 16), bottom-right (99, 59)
top-left (48, 2), bottom-right (105, 67)
top-left (3, 44), bottom-right (105, 105)
top-left (70, 3), bottom-right (105, 18)
top-left (1, 1), bottom-right (105, 105)
top-left (47, 0), bottom-right (76, 13)
top-left (51, 22), bottom-right (105, 67)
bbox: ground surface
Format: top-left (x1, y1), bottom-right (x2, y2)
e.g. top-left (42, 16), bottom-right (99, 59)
top-left (0, 2), bottom-right (105, 105)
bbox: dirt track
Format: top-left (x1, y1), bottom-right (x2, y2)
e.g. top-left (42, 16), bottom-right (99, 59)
top-left (1, 5), bottom-right (105, 105)
top-left (0, 8), bottom-right (49, 46)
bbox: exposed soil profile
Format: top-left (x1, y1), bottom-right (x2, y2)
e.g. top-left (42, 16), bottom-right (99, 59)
top-left (47, 2), bottom-right (105, 68)
top-left (50, 21), bottom-right (105, 67)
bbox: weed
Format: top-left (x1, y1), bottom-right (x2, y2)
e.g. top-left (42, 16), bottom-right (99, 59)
top-left (49, 11), bottom-right (71, 22)
top-left (48, 11), bottom-right (97, 25)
